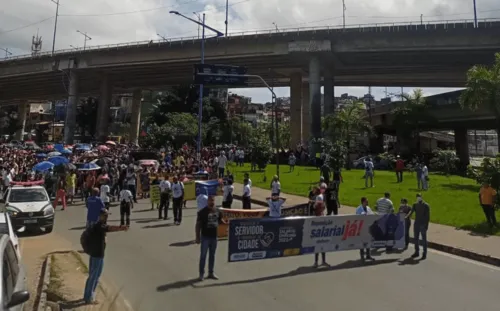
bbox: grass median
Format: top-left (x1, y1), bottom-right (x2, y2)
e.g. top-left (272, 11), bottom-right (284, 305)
top-left (227, 163), bottom-right (500, 236)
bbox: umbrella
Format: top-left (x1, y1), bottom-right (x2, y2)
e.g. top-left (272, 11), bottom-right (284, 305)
top-left (139, 159), bottom-right (158, 167)
top-left (48, 151), bottom-right (61, 157)
top-left (48, 156), bottom-right (69, 166)
top-left (35, 153), bottom-right (47, 158)
top-left (105, 141), bottom-right (116, 146)
top-left (78, 163), bottom-right (101, 171)
top-left (63, 163), bottom-right (77, 170)
top-left (97, 145), bottom-right (109, 151)
top-left (60, 149), bottom-right (72, 155)
top-left (33, 161), bottom-right (55, 172)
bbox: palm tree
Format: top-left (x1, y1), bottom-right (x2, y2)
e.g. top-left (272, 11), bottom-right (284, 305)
top-left (391, 88), bottom-right (433, 154)
top-left (323, 100), bottom-right (372, 167)
top-left (460, 52), bottom-right (500, 148)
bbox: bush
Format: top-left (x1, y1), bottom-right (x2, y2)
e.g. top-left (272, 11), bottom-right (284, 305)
top-left (429, 149), bottom-right (459, 174)
top-left (249, 129), bottom-right (273, 170)
top-left (467, 155), bottom-right (500, 190)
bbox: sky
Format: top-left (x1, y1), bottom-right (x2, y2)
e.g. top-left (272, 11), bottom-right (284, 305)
top-left (1, 0), bottom-right (499, 103)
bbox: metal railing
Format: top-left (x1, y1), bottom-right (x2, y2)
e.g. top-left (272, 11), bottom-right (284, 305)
top-left (1, 17), bottom-right (499, 62)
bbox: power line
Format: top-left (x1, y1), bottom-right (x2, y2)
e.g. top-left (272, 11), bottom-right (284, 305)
top-left (0, 16), bottom-right (54, 35)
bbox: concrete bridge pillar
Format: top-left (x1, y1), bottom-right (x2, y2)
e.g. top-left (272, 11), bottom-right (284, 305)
top-left (64, 70), bottom-right (79, 144)
top-left (96, 74), bottom-right (113, 142)
top-left (301, 83), bottom-right (310, 145)
top-left (129, 89), bottom-right (142, 146)
top-left (309, 56), bottom-right (322, 155)
top-left (454, 128), bottom-right (470, 170)
top-left (289, 73), bottom-right (302, 149)
top-left (14, 101), bottom-right (28, 141)
top-left (323, 69), bottom-right (334, 116)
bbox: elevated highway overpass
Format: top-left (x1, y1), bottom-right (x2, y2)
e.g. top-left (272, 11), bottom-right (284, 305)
top-left (1, 18), bottom-right (499, 144)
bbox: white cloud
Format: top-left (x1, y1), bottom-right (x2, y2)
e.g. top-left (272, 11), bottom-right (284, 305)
top-left (0, 0), bottom-right (498, 99)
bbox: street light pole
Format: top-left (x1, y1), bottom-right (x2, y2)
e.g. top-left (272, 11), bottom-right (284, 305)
top-left (342, 0), bottom-right (346, 29)
top-left (193, 12), bottom-right (202, 39)
top-left (76, 30), bottom-right (91, 50)
top-left (473, 0), bottom-right (478, 28)
top-left (169, 10), bottom-right (224, 160)
top-left (51, 0), bottom-right (60, 55)
top-left (272, 22), bottom-right (278, 32)
top-left (225, 0), bottom-right (229, 36)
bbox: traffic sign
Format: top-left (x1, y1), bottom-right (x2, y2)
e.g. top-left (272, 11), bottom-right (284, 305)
top-left (193, 64), bottom-right (249, 86)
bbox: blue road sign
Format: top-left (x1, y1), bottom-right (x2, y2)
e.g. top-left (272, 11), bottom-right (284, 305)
top-left (193, 64), bottom-right (249, 86)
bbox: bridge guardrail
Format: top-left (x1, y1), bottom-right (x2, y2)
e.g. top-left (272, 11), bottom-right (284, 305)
top-left (1, 18), bottom-right (499, 62)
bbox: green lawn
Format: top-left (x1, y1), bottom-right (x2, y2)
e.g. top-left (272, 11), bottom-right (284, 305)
top-left (227, 163), bottom-right (500, 236)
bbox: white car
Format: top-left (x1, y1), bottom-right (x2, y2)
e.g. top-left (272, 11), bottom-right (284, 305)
top-left (0, 234), bottom-right (29, 311)
top-left (0, 212), bottom-right (20, 258)
top-left (1, 183), bottom-right (55, 234)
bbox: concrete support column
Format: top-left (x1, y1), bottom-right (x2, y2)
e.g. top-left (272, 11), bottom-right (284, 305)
top-left (14, 102), bottom-right (28, 141)
top-left (129, 89), bottom-right (142, 146)
top-left (289, 73), bottom-right (302, 149)
top-left (309, 56), bottom-right (322, 154)
top-left (301, 83), bottom-right (310, 145)
top-left (323, 69), bottom-right (334, 116)
top-left (454, 128), bottom-right (470, 171)
top-left (64, 70), bottom-right (79, 144)
top-left (96, 75), bottom-right (112, 142)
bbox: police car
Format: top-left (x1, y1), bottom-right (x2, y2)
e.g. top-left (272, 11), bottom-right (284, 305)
top-left (1, 181), bottom-right (55, 234)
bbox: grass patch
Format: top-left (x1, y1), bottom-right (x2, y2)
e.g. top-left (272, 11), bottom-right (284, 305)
top-left (70, 250), bottom-right (89, 274)
top-left (228, 163), bottom-right (499, 236)
top-left (46, 254), bottom-right (66, 302)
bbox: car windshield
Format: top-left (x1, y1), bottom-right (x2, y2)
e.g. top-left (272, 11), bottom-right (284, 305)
top-left (8, 188), bottom-right (48, 203)
top-left (0, 223), bottom-right (8, 235)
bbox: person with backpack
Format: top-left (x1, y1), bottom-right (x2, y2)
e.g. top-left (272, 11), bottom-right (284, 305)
top-left (222, 179), bottom-right (234, 208)
top-left (86, 188), bottom-right (105, 228)
top-left (81, 209), bottom-right (128, 305)
top-left (119, 186), bottom-right (134, 227)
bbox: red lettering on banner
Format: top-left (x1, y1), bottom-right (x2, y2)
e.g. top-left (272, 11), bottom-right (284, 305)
top-left (341, 220), bottom-right (364, 241)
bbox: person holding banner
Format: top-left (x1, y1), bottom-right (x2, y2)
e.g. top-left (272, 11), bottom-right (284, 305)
top-left (242, 178), bottom-right (251, 210)
top-left (356, 197), bottom-right (375, 261)
top-left (196, 196), bottom-right (222, 281)
top-left (312, 187), bottom-right (328, 267)
top-left (266, 195), bottom-right (286, 218)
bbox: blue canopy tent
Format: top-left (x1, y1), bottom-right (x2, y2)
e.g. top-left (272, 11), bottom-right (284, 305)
top-left (195, 180), bottom-right (220, 196)
top-left (33, 161), bottom-right (55, 172)
top-left (48, 156), bottom-right (69, 166)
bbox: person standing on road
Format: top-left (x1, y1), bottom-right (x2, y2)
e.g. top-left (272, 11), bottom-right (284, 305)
top-left (222, 179), bottom-right (234, 208)
top-left (218, 151), bottom-right (227, 178)
top-left (100, 178), bottom-right (111, 210)
top-left (242, 178), bottom-right (251, 209)
top-left (196, 195), bottom-right (221, 281)
top-left (158, 176), bottom-right (171, 220)
top-left (407, 193), bottom-right (430, 260)
top-left (119, 186), bottom-right (134, 226)
top-left (83, 209), bottom-right (128, 305)
top-left (479, 182), bottom-right (498, 228)
top-left (266, 195), bottom-right (286, 218)
top-left (86, 188), bottom-right (105, 228)
top-left (325, 182), bottom-right (339, 215)
top-left (312, 187), bottom-right (329, 267)
top-left (356, 197), bottom-right (375, 262)
top-left (53, 175), bottom-right (67, 211)
top-left (171, 176), bottom-right (185, 225)
top-left (66, 170), bottom-right (76, 205)
top-left (395, 156), bottom-right (404, 183)
top-left (398, 198), bottom-right (412, 250)
top-left (126, 168), bottom-right (137, 203)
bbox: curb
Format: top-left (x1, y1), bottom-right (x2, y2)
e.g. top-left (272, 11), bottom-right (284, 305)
top-left (234, 195), bottom-right (500, 267)
top-left (36, 255), bottom-right (52, 311)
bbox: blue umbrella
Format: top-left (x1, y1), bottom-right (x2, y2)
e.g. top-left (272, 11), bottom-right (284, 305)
top-left (33, 161), bottom-right (55, 172)
top-left (61, 149), bottom-right (72, 155)
top-left (35, 153), bottom-right (47, 158)
top-left (48, 156), bottom-right (69, 166)
top-left (78, 163), bottom-right (101, 171)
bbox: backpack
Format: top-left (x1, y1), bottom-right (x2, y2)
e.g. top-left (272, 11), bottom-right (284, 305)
top-left (80, 226), bottom-right (93, 255)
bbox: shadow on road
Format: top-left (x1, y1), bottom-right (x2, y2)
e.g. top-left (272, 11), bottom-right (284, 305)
top-left (142, 223), bottom-right (176, 229)
top-left (196, 259), bottom-right (399, 288)
top-left (398, 257), bottom-right (421, 266)
top-left (156, 278), bottom-right (201, 292)
top-left (135, 219), bottom-right (162, 224)
top-left (132, 209), bottom-right (155, 213)
top-left (169, 240), bottom-right (195, 247)
top-left (58, 298), bottom-right (87, 309)
top-left (68, 226), bottom-right (87, 230)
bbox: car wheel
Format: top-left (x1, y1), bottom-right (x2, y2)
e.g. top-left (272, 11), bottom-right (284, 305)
top-left (45, 226), bottom-right (53, 234)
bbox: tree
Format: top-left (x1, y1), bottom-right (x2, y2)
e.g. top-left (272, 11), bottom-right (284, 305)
top-left (230, 118), bottom-right (254, 147)
top-left (313, 137), bottom-right (348, 170)
top-left (140, 113), bottom-right (198, 149)
top-left (391, 88), bottom-right (433, 154)
top-left (323, 101), bottom-right (372, 167)
top-left (467, 156), bottom-right (500, 208)
top-left (249, 124), bottom-right (273, 170)
top-left (278, 121), bottom-right (290, 151)
top-left (460, 52), bottom-right (500, 148)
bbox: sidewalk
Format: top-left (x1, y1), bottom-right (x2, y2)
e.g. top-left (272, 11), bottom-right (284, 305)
top-left (233, 183), bottom-right (500, 266)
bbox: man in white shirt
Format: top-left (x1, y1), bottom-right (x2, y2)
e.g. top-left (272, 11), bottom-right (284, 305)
top-left (222, 180), bottom-right (234, 208)
top-left (356, 197), bottom-right (375, 261)
top-left (100, 179), bottom-right (111, 209)
top-left (266, 196), bottom-right (286, 218)
top-left (364, 157), bottom-right (374, 188)
top-left (218, 151), bottom-right (227, 178)
top-left (126, 168), bottom-right (137, 203)
top-left (171, 176), bottom-right (185, 225)
top-left (119, 188), bottom-right (134, 226)
top-left (159, 178), bottom-right (171, 220)
top-left (242, 178), bottom-right (251, 210)
top-left (238, 149), bottom-right (245, 167)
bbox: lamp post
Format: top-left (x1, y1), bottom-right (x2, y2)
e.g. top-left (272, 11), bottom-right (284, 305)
top-left (225, 0), bottom-right (229, 36)
top-left (169, 10), bottom-right (224, 160)
top-left (51, 0), bottom-right (60, 55)
top-left (76, 30), bottom-right (91, 50)
top-left (193, 12), bottom-right (202, 38)
top-left (272, 22), bottom-right (279, 32)
top-left (473, 0), bottom-right (478, 28)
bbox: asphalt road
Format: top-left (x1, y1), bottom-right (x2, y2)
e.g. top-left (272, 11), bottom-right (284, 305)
top-left (35, 198), bottom-right (499, 311)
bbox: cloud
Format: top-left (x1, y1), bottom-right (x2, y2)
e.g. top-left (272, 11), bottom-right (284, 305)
top-left (0, 0), bottom-right (498, 99)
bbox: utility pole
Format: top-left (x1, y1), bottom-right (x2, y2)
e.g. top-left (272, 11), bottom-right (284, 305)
top-left (193, 12), bottom-right (201, 39)
top-left (51, 0), bottom-right (60, 55)
top-left (420, 14), bottom-right (423, 25)
top-left (76, 30), bottom-right (92, 50)
top-left (473, 0), bottom-right (478, 28)
top-left (272, 22), bottom-right (278, 32)
top-left (32, 29), bottom-right (43, 56)
top-left (0, 48), bottom-right (12, 59)
top-left (225, 0), bottom-right (229, 36)
top-left (156, 33), bottom-right (167, 41)
top-left (342, 0), bottom-right (346, 28)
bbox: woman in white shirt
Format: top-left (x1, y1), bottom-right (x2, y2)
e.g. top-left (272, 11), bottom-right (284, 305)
top-left (222, 180), bottom-right (234, 208)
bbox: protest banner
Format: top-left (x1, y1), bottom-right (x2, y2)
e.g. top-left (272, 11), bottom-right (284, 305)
top-left (217, 204), bottom-right (310, 238)
top-left (150, 185), bottom-right (161, 205)
top-left (227, 213), bottom-right (405, 262)
top-left (184, 181), bottom-right (196, 201)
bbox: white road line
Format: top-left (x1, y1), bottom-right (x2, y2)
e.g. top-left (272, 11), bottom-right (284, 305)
top-left (428, 248), bottom-right (500, 271)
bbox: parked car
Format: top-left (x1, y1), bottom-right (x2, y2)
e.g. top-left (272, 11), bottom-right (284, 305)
top-left (353, 155), bottom-right (392, 170)
top-left (0, 233), bottom-right (29, 310)
top-left (0, 212), bottom-right (20, 258)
